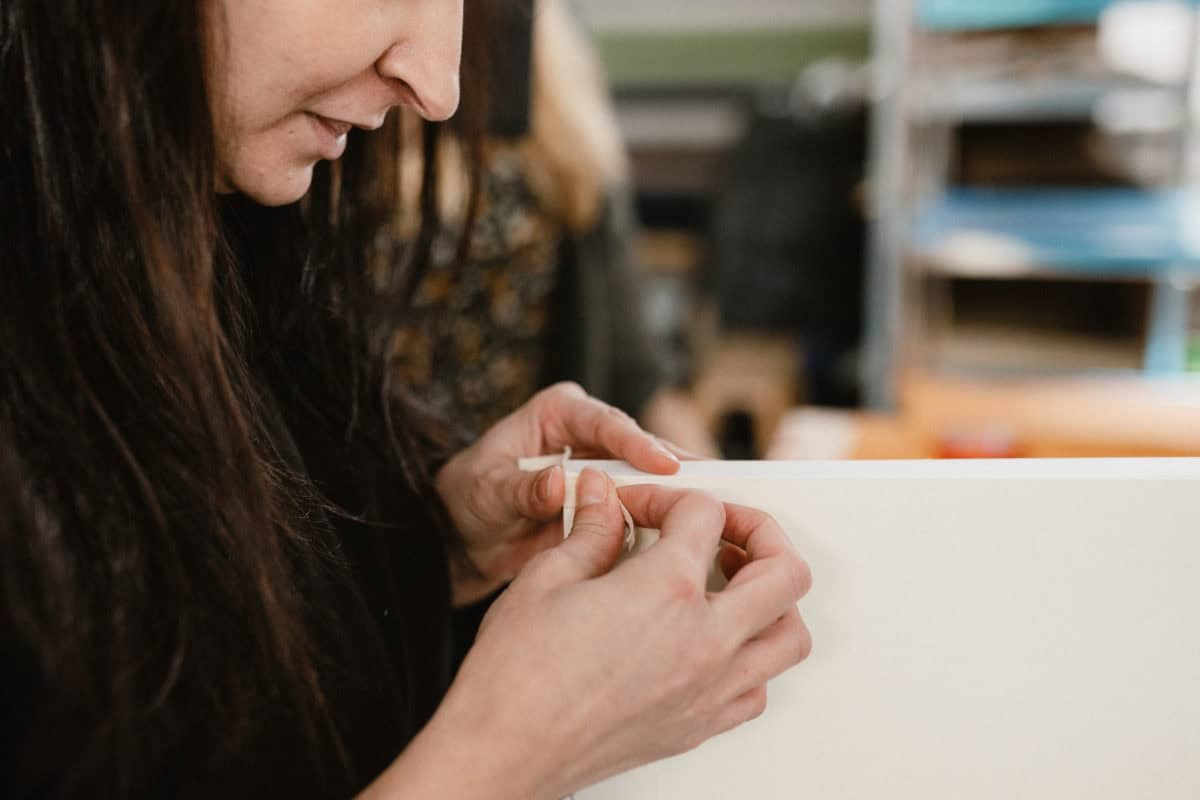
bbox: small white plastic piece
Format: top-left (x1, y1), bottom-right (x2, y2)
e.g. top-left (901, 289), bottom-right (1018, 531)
top-left (517, 449), bottom-right (638, 552)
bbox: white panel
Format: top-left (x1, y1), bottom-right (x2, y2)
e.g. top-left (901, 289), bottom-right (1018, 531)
top-left (556, 459), bottom-right (1200, 800)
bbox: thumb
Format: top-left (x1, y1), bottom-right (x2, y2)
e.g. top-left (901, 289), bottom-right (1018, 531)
top-left (555, 468), bottom-right (626, 581)
top-left (502, 465), bottom-right (565, 525)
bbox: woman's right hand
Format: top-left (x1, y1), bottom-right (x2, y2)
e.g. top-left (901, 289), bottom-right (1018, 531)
top-left (394, 468), bottom-right (812, 800)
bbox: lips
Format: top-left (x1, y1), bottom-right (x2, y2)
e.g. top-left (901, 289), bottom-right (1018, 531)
top-left (311, 114), bottom-right (352, 138)
top-left (305, 112), bottom-right (350, 161)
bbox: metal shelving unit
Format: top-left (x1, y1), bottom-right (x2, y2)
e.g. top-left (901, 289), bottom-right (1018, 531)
top-left (864, 0), bottom-right (1200, 408)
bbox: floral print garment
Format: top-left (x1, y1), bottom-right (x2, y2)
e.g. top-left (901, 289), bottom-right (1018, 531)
top-left (386, 145), bottom-right (563, 436)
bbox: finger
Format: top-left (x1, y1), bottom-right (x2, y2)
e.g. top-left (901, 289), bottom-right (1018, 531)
top-left (504, 465), bottom-right (565, 523)
top-left (710, 504), bottom-right (812, 642)
top-left (616, 485), bottom-right (726, 579)
top-left (707, 685), bottom-right (769, 741)
top-left (717, 503), bottom-right (798, 563)
top-left (716, 608), bottom-right (811, 702)
top-left (717, 542), bottom-right (749, 582)
top-left (654, 436), bottom-right (712, 463)
top-left (552, 469), bottom-right (627, 581)
top-left (539, 384), bottom-right (680, 475)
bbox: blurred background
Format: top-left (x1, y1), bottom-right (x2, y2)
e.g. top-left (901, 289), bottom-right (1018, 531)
top-left (570, 0), bottom-right (1200, 460)
top-left (465, 0), bottom-right (1200, 460)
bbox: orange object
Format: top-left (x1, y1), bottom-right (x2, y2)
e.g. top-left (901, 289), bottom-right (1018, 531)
top-left (937, 428), bottom-right (1025, 459)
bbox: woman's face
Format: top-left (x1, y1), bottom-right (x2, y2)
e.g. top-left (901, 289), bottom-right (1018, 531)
top-left (209, 0), bottom-right (463, 206)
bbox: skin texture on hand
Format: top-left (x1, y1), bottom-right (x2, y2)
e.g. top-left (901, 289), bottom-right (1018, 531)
top-left (435, 382), bottom-right (681, 606)
top-left (378, 470), bottom-right (812, 799)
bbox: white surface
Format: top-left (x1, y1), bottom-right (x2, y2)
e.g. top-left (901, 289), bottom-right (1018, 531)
top-left (560, 459), bottom-right (1200, 800)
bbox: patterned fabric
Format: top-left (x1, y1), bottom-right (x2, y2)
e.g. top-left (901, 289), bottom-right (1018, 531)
top-left (387, 144), bottom-right (564, 436)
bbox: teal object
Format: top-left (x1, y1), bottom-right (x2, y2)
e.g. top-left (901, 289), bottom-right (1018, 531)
top-left (913, 187), bottom-right (1200, 277)
top-left (917, 0), bottom-right (1115, 30)
top-left (913, 187), bottom-right (1200, 374)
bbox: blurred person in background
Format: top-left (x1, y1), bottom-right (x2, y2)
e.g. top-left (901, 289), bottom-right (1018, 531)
top-left (382, 0), bottom-right (718, 457)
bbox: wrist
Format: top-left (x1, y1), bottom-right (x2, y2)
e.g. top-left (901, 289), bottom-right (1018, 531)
top-left (365, 680), bottom-right (565, 800)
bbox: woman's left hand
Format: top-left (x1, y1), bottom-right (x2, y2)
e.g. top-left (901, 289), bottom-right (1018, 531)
top-left (435, 382), bottom-right (682, 606)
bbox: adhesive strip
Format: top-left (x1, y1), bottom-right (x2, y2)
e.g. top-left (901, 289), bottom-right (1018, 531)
top-left (516, 449), bottom-right (639, 552)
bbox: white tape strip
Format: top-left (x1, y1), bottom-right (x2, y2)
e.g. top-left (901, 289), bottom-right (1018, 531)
top-left (517, 449), bottom-right (639, 552)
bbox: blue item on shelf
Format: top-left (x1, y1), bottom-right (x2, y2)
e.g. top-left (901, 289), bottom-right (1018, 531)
top-left (917, 0), bottom-right (1115, 31)
top-left (913, 187), bottom-right (1200, 276)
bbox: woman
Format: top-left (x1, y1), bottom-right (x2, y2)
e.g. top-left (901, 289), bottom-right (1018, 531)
top-left (1, 2), bottom-right (812, 798)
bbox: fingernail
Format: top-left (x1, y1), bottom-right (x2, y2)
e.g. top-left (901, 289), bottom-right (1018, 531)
top-left (577, 468), bottom-right (609, 507)
top-left (654, 441), bottom-right (680, 463)
top-left (537, 467), bottom-right (559, 504)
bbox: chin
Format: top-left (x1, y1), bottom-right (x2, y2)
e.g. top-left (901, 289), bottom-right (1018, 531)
top-left (238, 163), bottom-right (317, 207)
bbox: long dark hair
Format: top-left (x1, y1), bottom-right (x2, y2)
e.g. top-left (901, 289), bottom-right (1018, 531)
top-left (1, 0), bottom-right (490, 795)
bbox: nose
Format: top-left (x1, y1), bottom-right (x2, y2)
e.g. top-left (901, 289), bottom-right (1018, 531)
top-left (375, 1), bottom-right (464, 122)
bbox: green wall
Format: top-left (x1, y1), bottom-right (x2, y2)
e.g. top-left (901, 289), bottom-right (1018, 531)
top-left (593, 26), bottom-right (871, 88)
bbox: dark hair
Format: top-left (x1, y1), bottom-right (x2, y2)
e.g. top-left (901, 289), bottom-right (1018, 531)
top-left (1, 1), bottom-right (490, 795)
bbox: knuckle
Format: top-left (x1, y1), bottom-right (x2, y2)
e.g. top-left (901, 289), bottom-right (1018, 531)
top-left (795, 625), bottom-right (813, 664)
top-left (590, 413), bottom-right (609, 443)
top-left (740, 505), bottom-right (773, 530)
top-left (570, 499), bottom-right (605, 527)
top-left (745, 686), bottom-right (768, 721)
top-left (603, 404), bottom-right (634, 424)
top-left (784, 614), bottom-right (813, 666)
top-left (530, 382), bottom-right (583, 417)
top-left (755, 510), bottom-right (798, 551)
top-left (784, 556), bottom-right (812, 601)
top-left (546, 381), bottom-right (585, 401)
top-left (682, 728), bottom-right (709, 754)
top-left (681, 490), bottom-right (726, 529)
top-left (572, 502), bottom-right (622, 538)
top-left (467, 469), bottom-right (495, 509)
top-left (568, 518), bottom-right (602, 542)
top-left (663, 568), bottom-right (702, 606)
